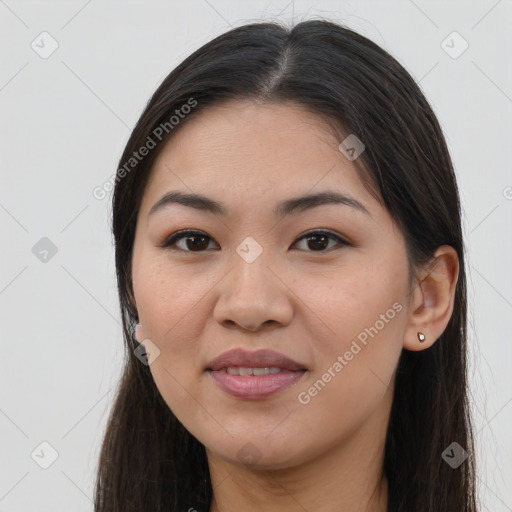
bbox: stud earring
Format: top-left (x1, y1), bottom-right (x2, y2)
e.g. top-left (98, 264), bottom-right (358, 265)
top-left (417, 332), bottom-right (425, 342)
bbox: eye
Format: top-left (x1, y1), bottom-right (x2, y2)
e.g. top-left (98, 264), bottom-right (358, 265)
top-left (159, 229), bottom-right (350, 253)
top-left (293, 229), bottom-right (350, 252)
top-left (159, 230), bottom-right (218, 252)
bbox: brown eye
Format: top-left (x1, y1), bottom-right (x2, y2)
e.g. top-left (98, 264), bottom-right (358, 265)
top-left (160, 230), bottom-right (218, 252)
top-left (293, 230), bottom-right (349, 252)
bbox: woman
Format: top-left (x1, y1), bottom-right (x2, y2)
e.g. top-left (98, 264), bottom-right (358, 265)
top-left (94, 19), bottom-right (478, 512)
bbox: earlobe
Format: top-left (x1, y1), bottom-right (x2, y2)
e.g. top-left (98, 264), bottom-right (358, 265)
top-left (403, 245), bottom-right (459, 352)
top-left (135, 323), bottom-right (144, 342)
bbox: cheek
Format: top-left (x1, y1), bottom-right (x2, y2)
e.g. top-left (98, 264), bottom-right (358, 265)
top-left (133, 256), bottom-right (206, 340)
top-left (310, 259), bottom-right (406, 356)
top-left (132, 259), bottom-right (212, 411)
top-left (295, 263), bottom-right (406, 419)
top-left (290, 305), bottom-right (404, 462)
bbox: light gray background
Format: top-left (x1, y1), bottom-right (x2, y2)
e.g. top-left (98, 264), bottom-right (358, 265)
top-left (1, 0), bottom-right (511, 510)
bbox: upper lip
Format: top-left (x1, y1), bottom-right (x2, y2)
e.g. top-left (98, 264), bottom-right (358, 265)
top-left (207, 348), bottom-right (306, 372)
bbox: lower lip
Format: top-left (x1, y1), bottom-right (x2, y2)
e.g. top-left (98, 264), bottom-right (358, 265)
top-left (208, 369), bottom-right (306, 400)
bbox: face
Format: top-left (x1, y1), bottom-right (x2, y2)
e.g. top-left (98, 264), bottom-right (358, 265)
top-left (131, 99), bottom-right (411, 469)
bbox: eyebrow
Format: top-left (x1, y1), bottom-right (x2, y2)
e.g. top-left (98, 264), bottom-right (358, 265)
top-left (148, 190), bottom-right (371, 219)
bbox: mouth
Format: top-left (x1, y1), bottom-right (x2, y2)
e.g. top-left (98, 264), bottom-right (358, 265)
top-left (213, 367), bottom-right (290, 376)
top-left (206, 348), bottom-right (307, 400)
top-left (206, 348), bottom-right (306, 372)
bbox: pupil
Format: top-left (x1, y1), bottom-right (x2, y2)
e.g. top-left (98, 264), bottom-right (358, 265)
top-left (308, 235), bottom-right (328, 251)
top-left (187, 235), bottom-right (208, 251)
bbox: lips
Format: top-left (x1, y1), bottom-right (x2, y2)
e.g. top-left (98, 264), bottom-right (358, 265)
top-left (206, 348), bottom-right (307, 400)
top-left (206, 348), bottom-right (306, 372)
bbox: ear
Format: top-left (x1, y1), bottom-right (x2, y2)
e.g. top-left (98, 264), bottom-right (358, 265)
top-left (134, 323), bottom-right (146, 343)
top-left (403, 245), bottom-right (459, 352)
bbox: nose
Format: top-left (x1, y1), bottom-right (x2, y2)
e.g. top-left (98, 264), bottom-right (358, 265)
top-left (213, 251), bottom-right (294, 332)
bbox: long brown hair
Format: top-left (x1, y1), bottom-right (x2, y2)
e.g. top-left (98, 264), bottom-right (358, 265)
top-left (94, 19), bottom-right (478, 511)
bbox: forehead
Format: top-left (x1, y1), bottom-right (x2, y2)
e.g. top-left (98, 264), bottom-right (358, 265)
top-left (140, 99), bottom-right (378, 217)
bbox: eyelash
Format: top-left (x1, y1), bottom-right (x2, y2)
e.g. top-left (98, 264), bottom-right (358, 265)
top-left (159, 229), bottom-right (350, 253)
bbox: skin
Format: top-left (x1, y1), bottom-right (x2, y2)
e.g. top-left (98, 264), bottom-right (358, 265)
top-left (131, 99), bottom-right (459, 512)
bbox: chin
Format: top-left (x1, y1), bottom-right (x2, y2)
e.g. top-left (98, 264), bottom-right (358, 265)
top-left (203, 433), bottom-right (309, 470)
